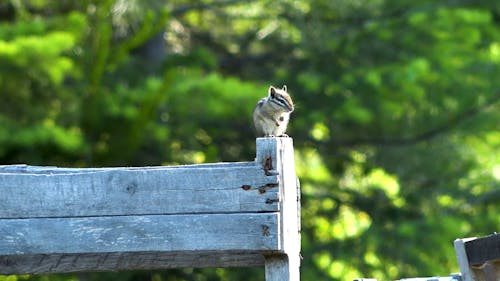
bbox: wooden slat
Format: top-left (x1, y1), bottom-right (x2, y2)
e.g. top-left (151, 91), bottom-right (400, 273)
top-left (0, 138), bottom-right (301, 280)
top-left (0, 164), bottom-right (279, 219)
top-left (0, 251), bottom-right (266, 274)
top-left (465, 233), bottom-right (500, 265)
top-left (0, 162), bottom-right (258, 174)
top-left (0, 213), bottom-right (279, 256)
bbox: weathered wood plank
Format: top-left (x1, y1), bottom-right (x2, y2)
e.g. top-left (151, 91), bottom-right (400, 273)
top-left (0, 251), bottom-right (266, 274)
top-left (265, 255), bottom-right (299, 281)
top-left (0, 164), bottom-right (279, 218)
top-left (472, 262), bottom-right (500, 281)
top-left (455, 238), bottom-right (478, 281)
top-left (0, 213), bottom-right (279, 256)
top-left (257, 138), bottom-right (301, 281)
top-left (464, 233), bottom-right (500, 266)
top-left (0, 162), bottom-right (257, 174)
top-left (455, 234), bottom-right (500, 281)
top-left (0, 137), bottom-right (301, 279)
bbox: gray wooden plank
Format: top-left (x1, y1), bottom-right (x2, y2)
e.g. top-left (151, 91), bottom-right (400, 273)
top-left (256, 138), bottom-right (301, 255)
top-left (265, 255), bottom-right (299, 281)
top-left (0, 137), bottom-right (301, 278)
top-left (0, 213), bottom-right (279, 256)
top-left (257, 138), bottom-right (301, 281)
top-left (0, 162), bottom-right (257, 174)
top-left (454, 238), bottom-right (478, 281)
top-left (0, 251), bottom-right (266, 274)
top-left (0, 164), bottom-right (279, 218)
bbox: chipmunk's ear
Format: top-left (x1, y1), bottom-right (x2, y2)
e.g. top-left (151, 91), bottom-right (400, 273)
top-left (282, 85), bottom-right (287, 92)
top-left (269, 86), bottom-right (277, 98)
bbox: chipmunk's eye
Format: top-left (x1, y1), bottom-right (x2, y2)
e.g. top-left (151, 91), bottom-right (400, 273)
top-left (270, 88), bottom-right (276, 98)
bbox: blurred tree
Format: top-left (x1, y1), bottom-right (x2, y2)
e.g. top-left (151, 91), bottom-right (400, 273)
top-left (0, 0), bottom-right (498, 281)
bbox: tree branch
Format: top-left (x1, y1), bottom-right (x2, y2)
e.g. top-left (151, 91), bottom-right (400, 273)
top-left (171, 0), bottom-right (254, 16)
top-left (326, 93), bottom-right (500, 147)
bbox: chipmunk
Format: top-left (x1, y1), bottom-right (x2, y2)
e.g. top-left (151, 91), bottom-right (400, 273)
top-left (253, 85), bottom-right (294, 137)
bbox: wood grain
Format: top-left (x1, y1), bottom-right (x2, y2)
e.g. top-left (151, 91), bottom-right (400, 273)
top-left (0, 251), bottom-right (266, 274)
top-left (0, 213), bottom-right (279, 256)
top-left (0, 163), bottom-right (279, 218)
top-left (465, 233), bottom-right (500, 265)
top-left (257, 138), bottom-right (301, 281)
top-left (0, 138), bottom-right (301, 280)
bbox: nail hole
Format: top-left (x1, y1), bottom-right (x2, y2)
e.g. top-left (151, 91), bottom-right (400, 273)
top-left (261, 225), bottom-right (270, 236)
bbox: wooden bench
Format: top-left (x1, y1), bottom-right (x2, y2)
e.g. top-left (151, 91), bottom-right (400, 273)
top-left (0, 137), bottom-right (301, 281)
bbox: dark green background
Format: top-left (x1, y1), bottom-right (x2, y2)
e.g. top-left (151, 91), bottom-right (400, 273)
top-left (0, 1), bottom-right (499, 280)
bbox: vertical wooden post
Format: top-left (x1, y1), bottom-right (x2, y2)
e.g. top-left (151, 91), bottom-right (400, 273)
top-left (256, 137), bottom-right (301, 281)
top-left (454, 238), bottom-right (478, 281)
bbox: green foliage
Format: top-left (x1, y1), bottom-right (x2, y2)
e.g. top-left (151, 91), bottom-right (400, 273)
top-left (0, 0), bottom-right (499, 281)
